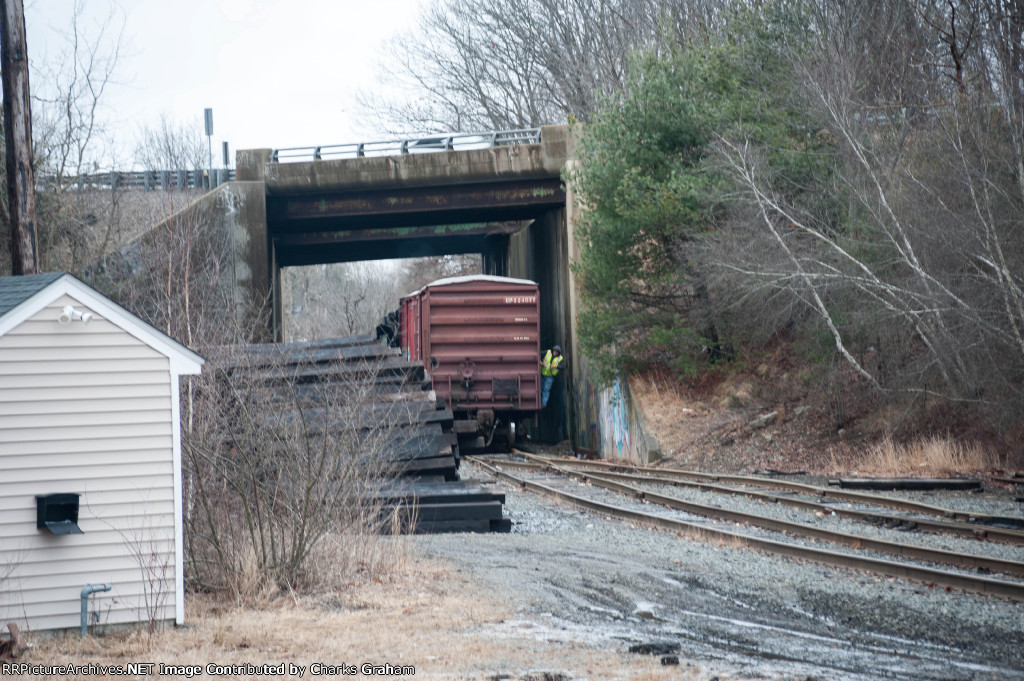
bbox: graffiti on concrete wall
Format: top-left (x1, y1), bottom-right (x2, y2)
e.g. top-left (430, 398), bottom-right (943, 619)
top-left (572, 356), bottom-right (660, 463)
top-left (600, 377), bottom-right (631, 459)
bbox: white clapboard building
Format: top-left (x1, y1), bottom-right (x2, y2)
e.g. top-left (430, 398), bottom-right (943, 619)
top-left (0, 273), bottom-right (203, 632)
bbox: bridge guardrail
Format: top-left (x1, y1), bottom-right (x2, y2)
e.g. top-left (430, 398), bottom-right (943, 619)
top-left (38, 168), bottom-right (236, 192)
top-left (271, 128), bottom-right (542, 163)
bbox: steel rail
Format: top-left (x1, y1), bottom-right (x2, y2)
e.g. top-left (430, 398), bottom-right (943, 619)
top-left (468, 458), bottom-right (1024, 601)
top-left (496, 456), bottom-right (1024, 576)
top-left (589, 467), bottom-right (1024, 545)
top-left (548, 464), bottom-right (1024, 578)
top-left (519, 454), bottom-right (1022, 528)
top-left (493, 458), bottom-right (1024, 546)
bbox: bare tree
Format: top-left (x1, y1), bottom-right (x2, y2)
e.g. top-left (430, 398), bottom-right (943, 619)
top-left (32, 0), bottom-right (124, 184)
top-left (398, 254), bottom-right (480, 292)
top-left (182, 347), bottom-right (412, 597)
top-left (134, 114), bottom-right (207, 171)
top-left (283, 262), bottom-right (407, 341)
top-left (361, 0), bottom-right (741, 134)
top-left (8, 0), bottom-right (126, 274)
top-left (711, 0), bottom-right (1024, 425)
top-left (103, 192), bottom-right (243, 348)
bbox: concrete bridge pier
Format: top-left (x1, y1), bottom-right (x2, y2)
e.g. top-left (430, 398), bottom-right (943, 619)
top-left (232, 148), bottom-right (278, 339)
top-left (481, 234), bottom-right (510, 277)
top-left (509, 208), bottom-right (573, 444)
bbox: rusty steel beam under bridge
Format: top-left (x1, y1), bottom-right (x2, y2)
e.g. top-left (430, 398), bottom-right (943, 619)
top-left (273, 221), bottom-right (524, 267)
top-left (266, 178), bottom-right (564, 230)
top-left (266, 178), bottom-right (565, 266)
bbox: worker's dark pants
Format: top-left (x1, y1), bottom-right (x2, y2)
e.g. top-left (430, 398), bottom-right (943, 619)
top-left (542, 375), bottom-right (555, 407)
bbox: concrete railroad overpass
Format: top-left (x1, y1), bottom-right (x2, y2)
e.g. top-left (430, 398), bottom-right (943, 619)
top-left (197, 124), bottom-right (657, 458)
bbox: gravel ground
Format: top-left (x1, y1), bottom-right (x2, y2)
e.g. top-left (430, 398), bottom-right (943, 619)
top-left (413, 467), bottom-right (1024, 681)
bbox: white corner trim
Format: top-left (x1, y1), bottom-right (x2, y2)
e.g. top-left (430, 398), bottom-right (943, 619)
top-left (60, 278), bottom-right (205, 373)
top-left (0, 281), bottom-right (65, 337)
top-left (170, 374), bottom-right (187, 625)
top-left (0, 275), bottom-right (204, 373)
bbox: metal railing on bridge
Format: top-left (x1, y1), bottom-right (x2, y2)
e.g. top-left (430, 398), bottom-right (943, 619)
top-left (270, 128), bottom-right (542, 163)
top-left (37, 168), bottom-right (236, 192)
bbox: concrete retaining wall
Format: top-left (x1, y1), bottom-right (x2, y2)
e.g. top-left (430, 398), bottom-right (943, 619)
top-left (599, 374), bottom-right (662, 463)
top-left (166, 181), bottom-right (270, 337)
top-left (100, 180), bottom-right (271, 341)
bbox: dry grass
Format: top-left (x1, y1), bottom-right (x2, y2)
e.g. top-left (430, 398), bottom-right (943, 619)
top-left (626, 363), bottom-right (1008, 479)
top-left (16, 552), bottom-right (704, 681)
top-left (197, 513), bottom-right (417, 607)
top-left (303, 523), bottom-right (414, 593)
top-left (855, 436), bottom-right (1000, 477)
top-left (631, 374), bottom-right (714, 463)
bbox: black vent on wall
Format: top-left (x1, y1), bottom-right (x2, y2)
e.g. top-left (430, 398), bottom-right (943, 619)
top-left (36, 493), bottom-right (83, 535)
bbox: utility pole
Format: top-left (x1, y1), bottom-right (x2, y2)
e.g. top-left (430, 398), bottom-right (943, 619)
top-left (1, 0), bottom-right (38, 275)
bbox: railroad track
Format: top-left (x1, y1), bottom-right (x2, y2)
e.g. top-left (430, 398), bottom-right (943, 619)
top-left (494, 456), bottom-right (1024, 545)
top-left (467, 454), bottom-right (1024, 601)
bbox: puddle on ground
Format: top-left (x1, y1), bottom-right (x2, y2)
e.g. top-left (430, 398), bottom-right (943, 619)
top-left (481, 574), bottom-right (1024, 681)
top-left (419, 506), bottom-right (1024, 680)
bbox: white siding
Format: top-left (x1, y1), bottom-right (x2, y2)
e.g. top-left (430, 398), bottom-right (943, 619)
top-left (0, 294), bottom-right (180, 632)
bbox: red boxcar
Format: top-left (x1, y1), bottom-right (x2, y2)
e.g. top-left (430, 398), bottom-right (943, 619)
top-left (399, 275), bottom-right (541, 448)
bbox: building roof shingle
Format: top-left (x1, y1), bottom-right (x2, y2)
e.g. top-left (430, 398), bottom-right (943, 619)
top-left (0, 272), bottom-right (66, 318)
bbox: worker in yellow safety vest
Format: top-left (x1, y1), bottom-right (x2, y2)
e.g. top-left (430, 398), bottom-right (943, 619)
top-left (540, 345), bottom-right (564, 407)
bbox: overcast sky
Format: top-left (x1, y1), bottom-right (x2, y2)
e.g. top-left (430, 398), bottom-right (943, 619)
top-left (26, 0), bottom-right (424, 169)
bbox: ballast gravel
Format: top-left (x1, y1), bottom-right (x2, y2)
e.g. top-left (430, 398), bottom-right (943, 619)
top-left (414, 468), bottom-right (1024, 681)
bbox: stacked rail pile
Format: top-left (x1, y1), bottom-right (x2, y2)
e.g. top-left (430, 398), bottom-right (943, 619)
top-left (223, 335), bottom-right (509, 533)
top-left (374, 479), bottom-right (510, 533)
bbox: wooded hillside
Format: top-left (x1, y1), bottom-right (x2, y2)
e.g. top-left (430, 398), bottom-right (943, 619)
top-left (376, 0), bottom-right (1024, 440)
